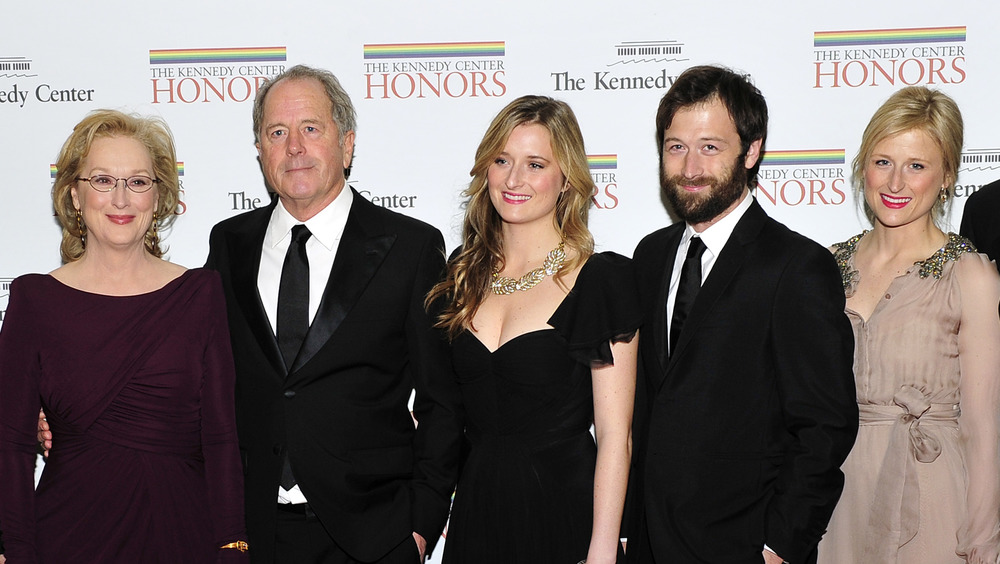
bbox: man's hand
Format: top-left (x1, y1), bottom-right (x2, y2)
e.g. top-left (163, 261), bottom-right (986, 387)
top-left (412, 532), bottom-right (426, 562)
top-left (37, 408), bottom-right (51, 457)
top-left (762, 548), bottom-right (785, 564)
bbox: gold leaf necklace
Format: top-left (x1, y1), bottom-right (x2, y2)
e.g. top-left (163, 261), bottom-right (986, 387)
top-left (490, 241), bottom-right (566, 295)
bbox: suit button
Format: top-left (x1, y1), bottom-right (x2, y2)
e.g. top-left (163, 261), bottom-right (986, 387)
top-left (284, 390), bottom-right (296, 398)
top-left (272, 445), bottom-right (281, 454)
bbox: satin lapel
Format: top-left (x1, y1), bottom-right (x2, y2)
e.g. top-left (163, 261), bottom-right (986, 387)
top-left (289, 193), bottom-right (395, 374)
top-left (662, 200), bottom-right (769, 384)
top-left (228, 203), bottom-right (287, 379)
top-left (653, 228), bottom-right (683, 380)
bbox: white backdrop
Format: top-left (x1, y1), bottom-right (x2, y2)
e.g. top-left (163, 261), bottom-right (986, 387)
top-left (3, 0), bottom-right (998, 559)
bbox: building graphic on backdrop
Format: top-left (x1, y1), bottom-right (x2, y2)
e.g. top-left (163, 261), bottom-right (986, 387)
top-left (955, 148), bottom-right (1000, 199)
top-left (0, 55), bottom-right (95, 108)
top-left (552, 40), bottom-right (688, 93)
top-left (363, 41), bottom-right (507, 100)
top-left (611, 41), bottom-right (686, 63)
top-left (961, 149), bottom-right (1000, 172)
top-left (0, 56), bottom-right (36, 78)
top-left (149, 46), bottom-right (287, 104)
top-left (0, 278), bottom-right (12, 326)
top-left (756, 150), bottom-right (847, 207)
top-left (812, 26), bottom-right (967, 88)
top-left (588, 154), bottom-right (620, 210)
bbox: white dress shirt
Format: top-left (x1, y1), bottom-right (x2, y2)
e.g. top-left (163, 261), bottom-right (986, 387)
top-left (665, 190), bottom-right (753, 354)
top-left (257, 187), bottom-right (353, 503)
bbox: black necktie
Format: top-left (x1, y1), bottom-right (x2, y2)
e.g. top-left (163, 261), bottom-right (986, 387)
top-left (277, 224), bottom-right (312, 371)
top-left (277, 225), bottom-right (310, 491)
top-left (670, 236), bottom-right (707, 354)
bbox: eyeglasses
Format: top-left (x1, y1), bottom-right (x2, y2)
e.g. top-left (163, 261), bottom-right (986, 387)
top-left (75, 175), bottom-right (159, 193)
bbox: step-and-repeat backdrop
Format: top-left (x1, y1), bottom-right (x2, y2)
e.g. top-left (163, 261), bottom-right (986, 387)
top-left (3, 0), bottom-right (998, 558)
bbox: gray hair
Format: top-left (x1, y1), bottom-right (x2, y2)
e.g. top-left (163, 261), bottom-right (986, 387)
top-left (252, 64), bottom-right (358, 146)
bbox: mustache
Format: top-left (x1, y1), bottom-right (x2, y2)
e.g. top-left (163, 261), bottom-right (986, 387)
top-left (663, 173), bottom-right (720, 188)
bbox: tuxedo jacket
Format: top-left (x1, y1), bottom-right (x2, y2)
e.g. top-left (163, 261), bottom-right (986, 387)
top-left (627, 199), bottom-right (857, 564)
top-left (960, 179), bottom-right (1000, 268)
top-left (205, 189), bottom-right (462, 563)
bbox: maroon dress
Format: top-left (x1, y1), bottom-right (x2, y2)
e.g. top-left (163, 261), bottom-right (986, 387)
top-left (0, 269), bottom-right (247, 563)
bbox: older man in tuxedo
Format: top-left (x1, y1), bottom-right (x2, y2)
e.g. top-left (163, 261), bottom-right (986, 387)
top-left (205, 65), bottom-right (462, 564)
top-left (626, 65), bottom-right (858, 564)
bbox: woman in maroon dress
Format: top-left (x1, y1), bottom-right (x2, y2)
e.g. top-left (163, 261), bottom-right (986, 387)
top-left (0, 110), bottom-right (248, 563)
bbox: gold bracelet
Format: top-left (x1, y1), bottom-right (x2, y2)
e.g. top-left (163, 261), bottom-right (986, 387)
top-left (220, 540), bottom-right (249, 552)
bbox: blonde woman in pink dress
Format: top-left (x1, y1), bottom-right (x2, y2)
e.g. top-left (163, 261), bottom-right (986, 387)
top-left (820, 87), bottom-right (1000, 564)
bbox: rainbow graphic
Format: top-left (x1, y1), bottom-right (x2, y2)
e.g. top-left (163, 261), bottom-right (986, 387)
top-left (51, 162), bottom-right (185, 178)
top-left (587, 154), bottom-right (617, 170)
top-left (363, 41), bottom-right (504, 59)
top-left (814, 26), bottom-right (966, 48)
top-left (149, 47), bottom-right (286, 65)
top-left (761, 150), bottom-right (845, 167)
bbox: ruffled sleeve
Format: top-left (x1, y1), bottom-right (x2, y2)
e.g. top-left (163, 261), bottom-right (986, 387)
top-left (548, 251), bottom-right (641, 366)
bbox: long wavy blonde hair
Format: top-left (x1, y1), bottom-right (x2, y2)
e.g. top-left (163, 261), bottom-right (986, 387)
top-left (427, 95), bottom-right (595, 340)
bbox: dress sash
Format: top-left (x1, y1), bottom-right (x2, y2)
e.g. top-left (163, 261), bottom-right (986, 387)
top-left (860, 385), bottom-right (960, 563)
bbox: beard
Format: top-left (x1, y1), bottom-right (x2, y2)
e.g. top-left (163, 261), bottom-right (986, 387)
top-left (661, 156), bottom-right (748, 225)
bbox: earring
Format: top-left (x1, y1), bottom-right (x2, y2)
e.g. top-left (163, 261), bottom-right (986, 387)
top-left (76, 209), bottom-right (86, 249)
top-left (939, 188), bottom-right (948, 203)
top-left (149, 211), bottom-right (160, 251)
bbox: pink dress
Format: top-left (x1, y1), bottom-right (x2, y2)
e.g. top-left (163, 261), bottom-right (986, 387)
top-left (819, 233), bottom-right (1000, 564)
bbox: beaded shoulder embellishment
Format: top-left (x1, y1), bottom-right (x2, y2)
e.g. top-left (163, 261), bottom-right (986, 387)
top-left (913, 233), bottom-right (977, 279)
top-left (832, 231), bottom-right (978, 291)
top-left (832, 232), bottom-right (865, 291)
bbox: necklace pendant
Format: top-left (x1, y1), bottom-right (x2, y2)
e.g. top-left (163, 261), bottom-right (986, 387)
top-left (491, 241), bottom-right (566, 295)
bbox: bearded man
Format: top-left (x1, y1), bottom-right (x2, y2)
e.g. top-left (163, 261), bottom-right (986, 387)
top-left (625, 65), bottom-right (858, 564)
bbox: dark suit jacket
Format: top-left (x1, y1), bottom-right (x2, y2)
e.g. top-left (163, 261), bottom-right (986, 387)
top-left (205, 189), bottom-right (462, 563)
top-left (627, 199), bottom-right (857, 564)
top-left (960, 180), bottom-right (1000, 267)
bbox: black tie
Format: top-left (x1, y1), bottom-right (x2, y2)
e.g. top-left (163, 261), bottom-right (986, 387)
top-left (670, 237), bottom-right (707, 355)
top-left (277, 224), bottom-right (312, 371)
top-left (277, 225), bottom-right (310, 491)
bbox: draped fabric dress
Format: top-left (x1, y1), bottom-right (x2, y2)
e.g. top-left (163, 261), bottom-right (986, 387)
top-left (442, 252), bottom-right (640, 564)
top-left (819, 233), bottom-right (1000, 564)
top-left (0, 269), bottom-right (247, 563)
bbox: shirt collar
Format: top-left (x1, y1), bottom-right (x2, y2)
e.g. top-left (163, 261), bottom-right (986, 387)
top-left (682, 189), bottom-right (753, 257)
top-left (265, 187), bottom-right (354, 251)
